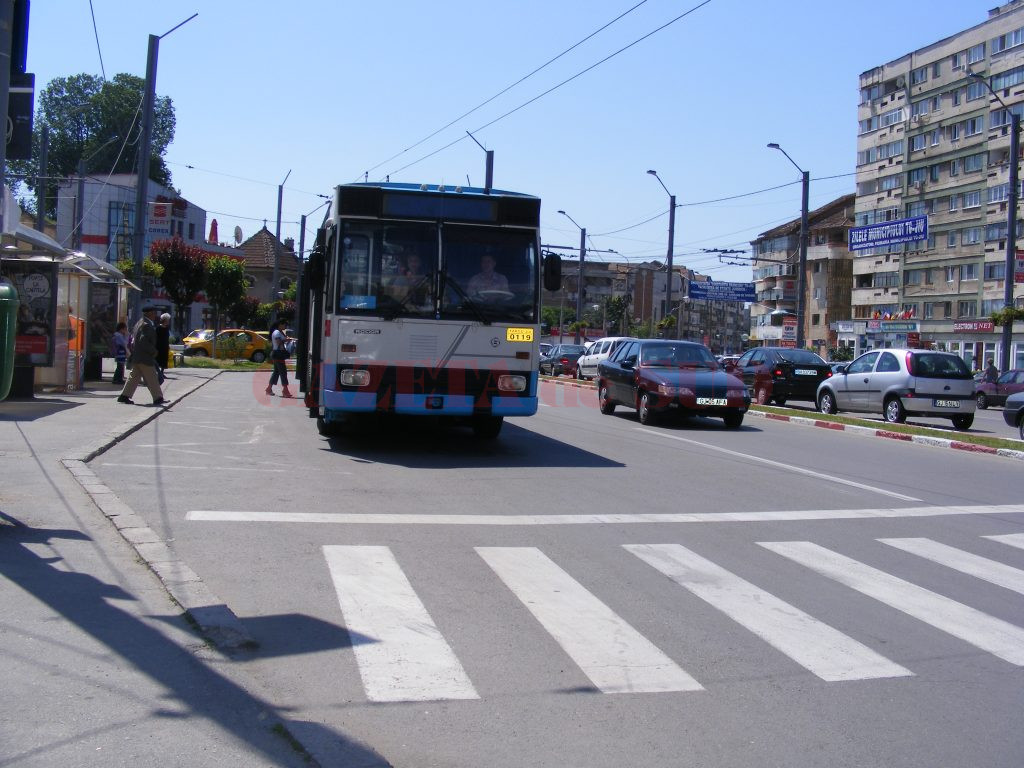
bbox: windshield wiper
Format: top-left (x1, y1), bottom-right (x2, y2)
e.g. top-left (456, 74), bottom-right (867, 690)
top-left (443, 274), bottom-right (491, 325)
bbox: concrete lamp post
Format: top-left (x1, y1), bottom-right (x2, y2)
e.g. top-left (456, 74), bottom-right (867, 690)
top-left (646, 170), bottom-right (676, 338)
top-left (558, 210), bottom-right (586, 344)
top-left (767, 143), bottom-right (809, 349)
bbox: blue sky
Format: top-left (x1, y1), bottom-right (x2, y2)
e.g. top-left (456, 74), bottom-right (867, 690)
top-left (27, 1), bottom-right (990, 281)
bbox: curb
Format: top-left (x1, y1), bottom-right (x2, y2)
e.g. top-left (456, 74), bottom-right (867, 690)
top-left (745, 408), bottom-right (1024, 462)
top-left (541, 375), bottom-right (1024, 462)
top-left (62, 371), bottom-right (260, 652)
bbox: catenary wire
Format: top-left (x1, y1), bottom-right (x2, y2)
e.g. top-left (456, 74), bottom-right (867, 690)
top-left (359, 0), bottom-right (651, 179)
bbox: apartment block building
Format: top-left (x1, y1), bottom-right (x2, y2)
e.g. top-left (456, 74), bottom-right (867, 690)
top-left (855, 1), bottom-right (1024, 368)
top-left (749, 194), bottom-right (855, 357)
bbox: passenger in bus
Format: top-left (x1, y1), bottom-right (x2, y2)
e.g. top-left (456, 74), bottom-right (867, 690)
top-left (389, 251), bottom-right (430, 305)
top-left (467, 253), bottom-right (509, 296)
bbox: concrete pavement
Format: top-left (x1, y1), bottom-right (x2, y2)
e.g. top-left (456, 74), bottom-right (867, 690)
top-left (0, 366), bottom-right (389, 767)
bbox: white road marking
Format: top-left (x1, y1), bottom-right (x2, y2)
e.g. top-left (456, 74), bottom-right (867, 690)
top-left (164, 422), bottom-right (231, 430)
top-left (248, 424), bottom-right (265, 444)
top-left (185, 504), bottom-right (1024, 526)
top-left (879, 538), bottom-right (1024, 596)
top-left (985, 533), bottom-right (1024, 551)
top-left (103, 463), bottom-right (288, 473)
top-left (323, 545), bottom-right (478, 702)
top-left (626, 543), bottom-right (909, 681)
top-left (635, 428), bottom-right (920, 501)
top-left (477, 547), bottom-right (702, 693)
top-left (760, 541), bottom-right (1024, 665)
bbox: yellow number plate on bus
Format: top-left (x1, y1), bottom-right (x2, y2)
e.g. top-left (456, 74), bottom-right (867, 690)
top-left (506, 327), bottom-right (534, 342)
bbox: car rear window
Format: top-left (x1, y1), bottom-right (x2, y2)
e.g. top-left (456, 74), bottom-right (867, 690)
top-left (776, 349), bottom-right (826, 364)
top-left (909, 353), bottom-right (972, 379)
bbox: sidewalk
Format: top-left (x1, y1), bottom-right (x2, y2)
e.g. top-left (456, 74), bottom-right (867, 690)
top-left (0, 366), bottom-right (387, 767)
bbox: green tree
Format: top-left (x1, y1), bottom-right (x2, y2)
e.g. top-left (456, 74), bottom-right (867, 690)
top-left (204, 256), bottom-right (248, 355)
top-left (149, 237), bottom-right (206, 336)
top-left (604, 295), bottom-right (631, 335)
top-left (11, 73), bottom-right (176, 217)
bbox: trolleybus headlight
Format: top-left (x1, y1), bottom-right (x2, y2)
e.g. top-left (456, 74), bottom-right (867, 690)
top-left (339, 369), bottom-right (371, 387)
top-left (497, 375), bottom-right (527, 392)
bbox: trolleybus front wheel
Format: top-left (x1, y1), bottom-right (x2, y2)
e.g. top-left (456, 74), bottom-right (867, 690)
top-left (471, 415), bottom-right (503, 439)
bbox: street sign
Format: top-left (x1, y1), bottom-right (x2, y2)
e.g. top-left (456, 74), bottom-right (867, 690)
top-left (849, 216), bottom-right (927, 251)
top-left (1015, 249), bottom-right (1024, 283)
top-left (687, 281), bottom-right (755, 302)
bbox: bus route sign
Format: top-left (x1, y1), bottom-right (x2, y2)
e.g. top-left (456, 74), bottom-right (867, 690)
top-left (848, 216), bottom-right (927, 251)
top-left (687, 281), bottom-right (755, 302)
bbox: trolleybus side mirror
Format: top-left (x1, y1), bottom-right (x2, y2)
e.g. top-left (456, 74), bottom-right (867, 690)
top-left (543, 252), bottom-right (562, 292)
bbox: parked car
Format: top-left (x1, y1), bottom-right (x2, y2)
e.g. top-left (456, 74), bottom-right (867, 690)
top-left (183, 328), bottom-right (272, 362)
top-left (539, 344), bottom-right (587, 376)
top-left (575, 336), bottom-right (631, 380)
top-left (816, 348), bottom-right (976, 430)
top-left (182, 328), bottom-right (214, 345)
top-left (539, 342), bottom-right (553, 358)
top-left (596, 339), bottom-right (750, 428)
top-left (975, 369), bottom-right (1024, 409)
top-left (728, 347), bottom-right (833, 405)
top-left (1001, 391), bottom-right (1024, 440)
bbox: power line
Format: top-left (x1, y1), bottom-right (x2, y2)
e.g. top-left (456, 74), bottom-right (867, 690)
top-left (89, 0), bottom-right (106, 80)
top-left (359, 0), bottom-right (651, 179)
top-left (387, 0), bottom-right (714, 178)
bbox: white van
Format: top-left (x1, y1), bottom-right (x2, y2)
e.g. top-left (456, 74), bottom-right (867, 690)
top-left (575, 336), bottom-right (632, 380)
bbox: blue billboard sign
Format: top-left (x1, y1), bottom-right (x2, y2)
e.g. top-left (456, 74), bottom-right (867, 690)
top-left (848, 216), bottom-right (927, 251)
top-left (687, 280), bottom-right (755, 302)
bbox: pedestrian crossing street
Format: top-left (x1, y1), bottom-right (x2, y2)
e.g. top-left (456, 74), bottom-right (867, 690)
top-left (322, 534), bottom-right (1024, 702)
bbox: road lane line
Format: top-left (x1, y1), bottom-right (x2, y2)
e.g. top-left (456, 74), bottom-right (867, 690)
top-left (103, 463), bottom-right (288, 472)
top-left (185, 504), bottom-right (1024, 525)
top-left (323, 545), bottom-right (478, 702)
top-left (477, 547), bottom-right (702, 693)
top-left (626, 543), bottom-right (909, 681)
top-left (635, 427), bottom-right (920, 501)
top-left (985, 533), bottom-right (1024, 551)
top-left (879, 538), bottom-right (1024, 596)
top-left (760, 541), bottom-right (1024, 665)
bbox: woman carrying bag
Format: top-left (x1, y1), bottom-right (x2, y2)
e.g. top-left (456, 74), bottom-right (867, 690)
top-left (265, 317), bottom-right (292, 398)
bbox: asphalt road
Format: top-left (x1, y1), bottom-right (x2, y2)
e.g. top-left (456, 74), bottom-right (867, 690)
top-left (93, 372), bottom-right (1024, 768)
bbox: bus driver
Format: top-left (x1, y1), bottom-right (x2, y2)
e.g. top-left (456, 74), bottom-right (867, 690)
top-left (467, 253), bottom-right (509, 296)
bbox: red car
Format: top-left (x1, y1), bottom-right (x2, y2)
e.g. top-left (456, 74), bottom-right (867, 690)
top-left (596, 339), bottom-right (750, 428)
top-left (975, 369), bottom-right (1024, 409)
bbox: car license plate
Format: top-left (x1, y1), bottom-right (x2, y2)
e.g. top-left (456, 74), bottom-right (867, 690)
top-left (696, 397), bottom-right (727, 406)
top-left (933, 399), bottom-right (958, 408)
top-left (795, 369), bottom-right (817, 376)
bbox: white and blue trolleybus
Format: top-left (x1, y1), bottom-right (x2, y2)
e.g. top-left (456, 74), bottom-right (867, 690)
top-left (298, 183), bottom-right (561, 438)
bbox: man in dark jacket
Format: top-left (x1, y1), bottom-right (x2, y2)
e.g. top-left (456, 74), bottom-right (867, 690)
top-left (155, 312), bottom-right (171, 384)
top-left (117, 302), bottom-right (166, 405)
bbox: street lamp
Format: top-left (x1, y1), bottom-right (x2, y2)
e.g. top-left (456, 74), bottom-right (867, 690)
top-left (767, 143), bottom-right (809, 349)
top-left (647, 170), bottom-right (676, 337)
top-left (558, 210), bottom-right (586, 344)
top-left (970, 71), bottom-right (1018, 373)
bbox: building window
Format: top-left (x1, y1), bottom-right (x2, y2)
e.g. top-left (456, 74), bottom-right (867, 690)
top-left (927, 232), bottom-right (936, 249)
top-left (910, 66), bottom-right (929, 85)
top-left (963, 227), bottom-right (981, 245)
top-left (188, 222), bottom-right (195, 240)
top-left (963, 190), bottom-right (982, 209)
top-left (947, 230), bottom-right (957, 248)
top-left (949, 194), bottom-right (959, 212)
top-left (873, 271), bottom-right (899, 288)
top-left (908, 167), bottom-right (926, 185)
top-left (950, 158), bottom-right (959, 176)
top-left (985, 262), bottom-right (1006, 280)
top-left (950, 123), bottom-right (961, 142)
top-left (907, 201), bottom-right (927, 217)
top-left (993, 26), bottom-right (1024, 54)
top-left (967, 43), bottom-right (986, 65)
top-left (933, 61), bottom-right (942, 77)
top-left (952, 88), bottom-right (962, 106)
top-left (958, 300), bottom-right (978, 318)
top-left (965, 116), bottom-right (984, 136)
top-left (993, 65), bottom-right (1024, 90)
top-left (951, 52), bottom-right (964, 70)
top-left (929, 164), bottom-right (941, 182)
top-left (924, 302), bottom-right (935, 319)
top-left (946, 265), bottom-right (957, 282)
top-left (966, 81), bottom-right (986, 101)
top-left (880, 174), bottom-right (901, 191)
top-left (108, 201), bottom-right (134, 261)
top-left (811, 313), bottom-right (820, 325)
top-left (987, 221), bottom-right (1008, 241)
top-left (982, 298), bottom-right (1002, 314)
top-left (910, 134), bottom-right (926, 152)
top-left (961, 262), bottom-right (978, 280)
top-left (964, 153), bottom-right (985, 173)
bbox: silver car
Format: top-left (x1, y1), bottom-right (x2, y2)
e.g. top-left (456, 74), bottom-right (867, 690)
top-left (816, 348), bottom-right (976, 430)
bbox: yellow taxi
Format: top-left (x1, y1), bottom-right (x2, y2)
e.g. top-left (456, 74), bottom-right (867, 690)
top-left (183, 328), bottom-right (271, 362)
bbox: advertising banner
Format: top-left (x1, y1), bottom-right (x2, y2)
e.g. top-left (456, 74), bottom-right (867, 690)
top-left (849, 216), bottom-right (927, 251)
top-left (2, 259), bottom-right (59, 366)
top-left (687, 281), bottom-right (755, 302)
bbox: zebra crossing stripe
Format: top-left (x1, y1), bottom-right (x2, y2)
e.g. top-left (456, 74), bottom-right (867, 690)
top-left (322, 546), bottom-right (478, 702)
top-left (985, 533), bottom-right (1024, 551)
top-left (625, 543), bottom-right (910, 682)
top-left (476, 547), bottom-right (703, 694)
top-left (760, 541), bottom-right (1024, 665)
top-left (878, 538), bottom-right (1024, 596)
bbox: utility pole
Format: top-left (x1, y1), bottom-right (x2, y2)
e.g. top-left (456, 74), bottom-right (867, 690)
top-left (0, 0), bottom-right (14, 238)
top-left (74, 158), bottom-right (85, 250)
top-left (768, 143), bottom-right (809, 348)
top-left (272, 169), bottom-right (291, 301)
top-left (35, 125), bottom-right (47, 232)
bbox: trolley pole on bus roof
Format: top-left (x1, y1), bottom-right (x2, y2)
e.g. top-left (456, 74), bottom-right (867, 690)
top-left (466, 131), bottom-right (494, 193)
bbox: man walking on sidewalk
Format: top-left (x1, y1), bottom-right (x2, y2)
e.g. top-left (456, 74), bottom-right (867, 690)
top-left (118, 302), bottom-right (166, 406)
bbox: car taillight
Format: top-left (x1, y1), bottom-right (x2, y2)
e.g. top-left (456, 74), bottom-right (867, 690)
top-left (560, 357), bottom-right (569, 364)
top-left (773, 368), bottom-right (783, 378)
top-left (905, 351), bottom-right (914, 375)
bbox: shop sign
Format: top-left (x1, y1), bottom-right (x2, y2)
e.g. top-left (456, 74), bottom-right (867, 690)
top-left (953, 320), bottom-right (995, 332)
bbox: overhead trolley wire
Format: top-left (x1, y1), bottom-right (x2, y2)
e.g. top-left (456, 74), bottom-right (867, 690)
top-left (359, 0), bottom-right (652, 180)
top-left (387, 0), bottom-right (714, 179)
